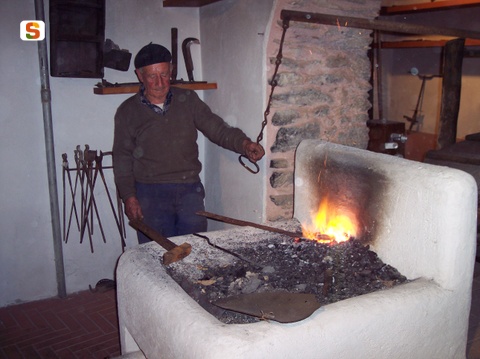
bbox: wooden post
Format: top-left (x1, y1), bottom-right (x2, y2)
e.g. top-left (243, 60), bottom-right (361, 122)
top-left (437, 38), bottom-right (465, 149)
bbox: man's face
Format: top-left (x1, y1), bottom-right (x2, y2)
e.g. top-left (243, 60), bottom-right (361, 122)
top-left (136, 62), bottom-right (172, 104)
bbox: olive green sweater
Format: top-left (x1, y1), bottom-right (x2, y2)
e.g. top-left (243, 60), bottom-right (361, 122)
top-left (113, 87), bottom-right (249, 201)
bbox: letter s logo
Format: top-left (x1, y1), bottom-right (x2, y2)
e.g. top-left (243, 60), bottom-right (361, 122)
top-left (20, 20), bottom-right (45, 41)
top-left (26, 22), bottom-right (40, 39)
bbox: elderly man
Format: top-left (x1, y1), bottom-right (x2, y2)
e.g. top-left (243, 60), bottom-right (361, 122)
top-left (113, 43), bottom-right (265, 243)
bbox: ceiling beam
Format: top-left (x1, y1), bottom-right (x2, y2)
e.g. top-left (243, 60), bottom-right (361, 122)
top-left (163, 0), bottom-right (222, 7)
top-left (381, 0), bottom-right (480, 15)
top-left (280, 9), bottom-right (480, 40)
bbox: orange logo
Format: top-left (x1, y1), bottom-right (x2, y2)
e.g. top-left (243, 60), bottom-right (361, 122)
top-left (20, 21), bottom-right (45, 41)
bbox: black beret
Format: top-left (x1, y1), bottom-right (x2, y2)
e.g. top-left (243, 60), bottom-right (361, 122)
top-left (134, 43), bottom-right (172, 69)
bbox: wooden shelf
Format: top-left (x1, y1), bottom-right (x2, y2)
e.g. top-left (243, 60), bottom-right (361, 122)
top-left (163, 0), bottom-right (222, 7)
top-left (94, 82), bottom-right (217, 95)
top-left (381, 0), bottom-right (480, 14)
top-left (381, 38), bottom-right (480, 48)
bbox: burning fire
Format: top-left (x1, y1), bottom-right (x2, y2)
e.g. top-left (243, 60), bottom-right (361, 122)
top-left (302, 197), bottom-right (358, 244)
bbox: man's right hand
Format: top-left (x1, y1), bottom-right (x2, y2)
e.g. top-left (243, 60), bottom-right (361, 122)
top-left (124, 196), bottom-right (144, 221)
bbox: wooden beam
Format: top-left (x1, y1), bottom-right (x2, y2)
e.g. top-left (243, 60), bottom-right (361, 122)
top-left (93, 82), bottom-right (218, 95)
top-left (437, 38), bottom-right (465, 149)
top-left (163, 0), bottom-right (222, 7)
top-left (381, 38), bottom-right (480, 48)
top-left (464, 48), bottom-right (480, 57)
top-left (381, 0), bottom-right (480, 15)
top-left (280, 10), bottom-right (480, 40)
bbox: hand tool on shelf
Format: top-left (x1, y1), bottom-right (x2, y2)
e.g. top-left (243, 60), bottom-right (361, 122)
top-left (171, 27), bottom-right (178, 82)
top-left (182, 37), bottom-right (200, 82)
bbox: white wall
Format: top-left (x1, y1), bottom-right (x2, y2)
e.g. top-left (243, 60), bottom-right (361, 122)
top-left (1, 1), bottom-right (56, 306)
top-left (200, 0), bottom-right (274, 229)
top-left (0, 0), bottom-right (202, 306)
top-left (1, 0), bottom-right (275, 307)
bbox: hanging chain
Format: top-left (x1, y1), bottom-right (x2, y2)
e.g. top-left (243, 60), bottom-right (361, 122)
top-left (239, 19), bottom-right (290, 174)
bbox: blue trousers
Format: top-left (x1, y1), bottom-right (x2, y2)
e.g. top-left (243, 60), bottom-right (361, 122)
top-left (135, 182), bottom-right (207, 244)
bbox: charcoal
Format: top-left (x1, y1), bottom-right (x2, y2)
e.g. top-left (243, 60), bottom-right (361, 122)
top-left (166, 237), bottom-right (408, 324)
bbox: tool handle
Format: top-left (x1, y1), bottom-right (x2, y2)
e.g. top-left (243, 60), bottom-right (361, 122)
top-left (129, 220), bottom-right (177, 250)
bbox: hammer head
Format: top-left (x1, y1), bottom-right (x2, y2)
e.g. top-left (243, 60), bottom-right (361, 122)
top-left (182, 37), bottom-right (200, 46)
top-left (129, 220), bottom-right (192, 265)
top-left (163, 242), bottom-right (192, 265)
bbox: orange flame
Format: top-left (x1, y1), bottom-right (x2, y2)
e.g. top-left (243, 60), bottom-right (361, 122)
top-left (302, 197), bottom-right (358, 244)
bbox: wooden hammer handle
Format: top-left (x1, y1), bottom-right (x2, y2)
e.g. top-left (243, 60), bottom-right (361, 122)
top-left (129, 220), bottom-right (177, 250)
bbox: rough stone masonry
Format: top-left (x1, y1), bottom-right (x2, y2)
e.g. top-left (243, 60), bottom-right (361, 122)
top-left (265, 0), bottom-right (381, 221)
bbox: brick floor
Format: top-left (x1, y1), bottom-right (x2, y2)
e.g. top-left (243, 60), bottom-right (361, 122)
top-left (0, 289), bottom-right (120, 359)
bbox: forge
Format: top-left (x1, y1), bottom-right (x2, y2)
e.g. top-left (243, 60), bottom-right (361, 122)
top-left (116, 140), bottom-right (477, 359)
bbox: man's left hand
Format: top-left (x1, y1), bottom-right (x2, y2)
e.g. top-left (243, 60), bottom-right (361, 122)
top-left (243, 140), bottom-right (265, 162)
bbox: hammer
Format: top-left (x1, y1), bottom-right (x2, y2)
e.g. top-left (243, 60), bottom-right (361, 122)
top-left (129, 220), bottom-right (192, 265)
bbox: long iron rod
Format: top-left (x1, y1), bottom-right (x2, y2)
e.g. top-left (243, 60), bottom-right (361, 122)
top-left (196, 211), bottom-right (334, 241)
top-left (196, 211), bottom-right (304, 238)
top-left (35, 0), bottom-right (67, 298)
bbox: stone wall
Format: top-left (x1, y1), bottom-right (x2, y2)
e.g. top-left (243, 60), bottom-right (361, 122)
top-left (265, 0), bottom-right (382, 221)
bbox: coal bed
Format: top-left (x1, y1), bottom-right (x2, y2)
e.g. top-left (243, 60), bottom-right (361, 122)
top-left (165, 225), bottom-right (408, 324)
